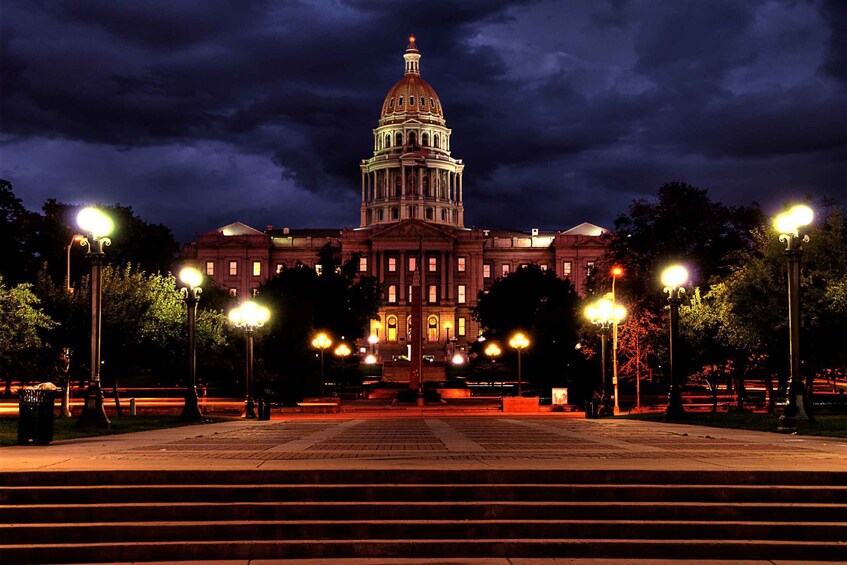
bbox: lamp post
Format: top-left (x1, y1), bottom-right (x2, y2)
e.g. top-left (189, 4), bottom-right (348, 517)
top-left (585, 297), bottom-right (626, 416)
top-left (774, 204), bottom-right (814, 430)
top-left (76, 207), bottom-right (113, 428)
top-left (228, 301), bottom-right (270, 419)
top-left (443, 320), bottom-right (453, 359)
top-left (179, 267), bottom-right (203, 422)
top-left (312, 332), bottom-right (332, 397)
top-left (334, 343), bottom-right (351, 387)
top-left (610, 266), bottom-right (624, 414)
top-left (508, 332), bottom-right (530, 396)
top-left (367, 334), bottom-right (378, 355)
top-left (661, 264), bottom-right (689, 420)
top-left (485, 342), bottom-right (502, 396)
top-left (66, 234), bottom-right (83, 294)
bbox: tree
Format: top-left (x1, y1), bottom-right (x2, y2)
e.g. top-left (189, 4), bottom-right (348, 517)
top-left (255, 245), bottom-right (380, 400)
top-left (472, 265), bottom-right (583, 392)
top-left (0, 179), bottom-right (40, 285)
top-left (0, 276), bottom-right (56, 393)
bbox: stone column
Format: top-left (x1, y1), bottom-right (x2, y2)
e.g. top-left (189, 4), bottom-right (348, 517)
top-left (441, 250), bottom-right (447, 301)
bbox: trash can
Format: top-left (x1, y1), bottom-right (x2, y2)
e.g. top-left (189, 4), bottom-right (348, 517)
top-left (257, 398), bottom-right (271, 421)
top-left (18, 388), bottom-right (58, 445)
top-left (584, 399), bottom-right (594, 419)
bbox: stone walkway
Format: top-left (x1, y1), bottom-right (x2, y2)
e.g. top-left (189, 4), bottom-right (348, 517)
top-left (3, 415), bottom-right (844, 472)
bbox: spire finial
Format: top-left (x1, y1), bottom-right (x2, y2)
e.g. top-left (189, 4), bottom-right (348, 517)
top-left (404, 35), bottom-right (421, 75)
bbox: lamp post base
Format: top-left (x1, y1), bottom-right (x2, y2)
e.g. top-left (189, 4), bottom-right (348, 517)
top-left (180, 387), bottom-right (203, 421)
top-left (243, 396), bottom-right (257, 419)
top-left (778, 394), bottom-right (811, 431)
top-left (77, 383), bottom-right (111, 428)
top-left (663, 402), bottom-right (687, 421)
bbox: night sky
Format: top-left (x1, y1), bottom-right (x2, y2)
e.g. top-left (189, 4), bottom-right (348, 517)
top-left (2, 0), bottom-right (846, 244)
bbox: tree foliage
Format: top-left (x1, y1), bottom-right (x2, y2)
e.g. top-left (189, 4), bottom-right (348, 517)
top-left (472, 265), bottom-right (583, 389)
top-left (0, 276), bottom-right (56, 385)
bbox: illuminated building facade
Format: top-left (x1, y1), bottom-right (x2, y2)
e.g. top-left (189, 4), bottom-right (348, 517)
top-left (186, 37), bottom-right (607, 373)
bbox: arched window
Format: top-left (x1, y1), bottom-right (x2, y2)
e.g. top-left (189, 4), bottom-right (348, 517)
top-left (441, 209), bottom-right (447, 221)
top-left (385, 134), bottom-right (391, 148)
top-left (389, 97), bottom-right (394, 109)
top-left (421, 133), bottom-right (429, 146)
top-left (421, 97), bottom-right (426, 107)
top-left (409, 96), bottom-right (415, 106)
top-left (398, 96), bottom-right (404, 106)
top-left (430, 98), bottom-right (435, 108)
top-left (387, 316), bottom-right (398, 342)
top-left (433, 134), bottom-right (440, 148)
top-left (426, 207), bottom-right (434, 220)
top-left (409, 132), bottom-right (417, 146)
top-left (427, 316), bottom-right (439, 342)
top-left (396, 132), bottom-right (403, 146)
top-left (406, 315), bottom-right (413, 341)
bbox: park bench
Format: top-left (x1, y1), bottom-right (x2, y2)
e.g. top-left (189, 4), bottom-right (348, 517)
top-left (297, 397), bottom-right (341, 413)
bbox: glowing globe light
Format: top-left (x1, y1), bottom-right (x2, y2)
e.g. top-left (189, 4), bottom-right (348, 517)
top-left (451, 353), bottom-right (465, 365)
top-left (484, 343), bottom-right (501, 358)
top-left (774, 204), bottom-right (814, 236)
top-left (311, 332), bottom-right (332, 350)
top-left (661, 264), bottom-right (689, 290)
top-left (334, 343), bottom-right (351, 357)
top-left (77, 207), bottom-right (114, 239)
top-left (229, 301), bottom-right (270, 328)
top-left (367, 334), bottom-right (379, 345)
top-left (364, 354), bottom-right (377, 365)
top-left (509, 332), bottom-right (530, 350)
top-left (178, 267), bottom-right (203, 289)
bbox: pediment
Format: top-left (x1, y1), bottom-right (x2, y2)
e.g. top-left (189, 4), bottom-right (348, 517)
top-left (371, 219), bottom-right (456, 241)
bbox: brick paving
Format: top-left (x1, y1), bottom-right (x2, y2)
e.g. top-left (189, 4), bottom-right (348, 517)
top-left (3, 415), bottom-right (844, 471)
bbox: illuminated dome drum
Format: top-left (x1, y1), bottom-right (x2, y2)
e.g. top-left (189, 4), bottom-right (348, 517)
top-left (360, 36), bottom-right (465, 228)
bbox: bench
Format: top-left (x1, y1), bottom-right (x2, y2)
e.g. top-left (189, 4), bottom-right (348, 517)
top-left (297, 398), bottom-right (341, 413)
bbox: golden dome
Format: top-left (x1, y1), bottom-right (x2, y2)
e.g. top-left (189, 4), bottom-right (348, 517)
top-left (380, 37), bottom-right (444, 120)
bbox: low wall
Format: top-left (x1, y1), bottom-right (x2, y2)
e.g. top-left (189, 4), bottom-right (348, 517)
top-left (502, 397), bottom-right (540, 412)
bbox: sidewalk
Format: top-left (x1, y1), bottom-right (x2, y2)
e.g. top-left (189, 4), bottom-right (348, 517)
top-left (2, 414), bottom-right (844, 473)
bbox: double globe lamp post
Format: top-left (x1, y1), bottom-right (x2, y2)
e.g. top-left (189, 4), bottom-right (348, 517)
top-left (774, 204), bottom-right (814, 430)
top-left (76, 207), bottom-right (114, 428)
top-left (178, 267), bottom-right (204, 421)
top-left (661, 264), bottom-right (689, 420)
top-left (584, 297), bottom-right (626, 416)
top-left (228, 301), bottom-right (270, 419)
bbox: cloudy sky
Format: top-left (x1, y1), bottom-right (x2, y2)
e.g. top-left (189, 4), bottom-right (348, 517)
top-left (2, 0), bottom-right (845, 243)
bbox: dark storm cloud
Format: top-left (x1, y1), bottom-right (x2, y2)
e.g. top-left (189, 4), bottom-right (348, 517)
top-left (1, 0), bottom-right (845, 243)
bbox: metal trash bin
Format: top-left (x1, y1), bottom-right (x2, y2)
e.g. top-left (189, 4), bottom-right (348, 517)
top-left (18, 388), bottom-right (58, 445)
top-left (257, 398), bottom-right (271, 421)
top-left (584, 399), bottom-right (594, 419)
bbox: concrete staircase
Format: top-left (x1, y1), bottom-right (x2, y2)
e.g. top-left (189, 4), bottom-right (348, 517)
top-left (1, 470), bottom-right (845, 563)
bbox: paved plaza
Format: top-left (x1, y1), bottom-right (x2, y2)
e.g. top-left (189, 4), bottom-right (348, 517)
top-left (3, 414), bottom-right (845, 473)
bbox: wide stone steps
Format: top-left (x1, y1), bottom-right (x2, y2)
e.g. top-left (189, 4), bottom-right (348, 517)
top-left (1, 470), bottom-right (845, 563)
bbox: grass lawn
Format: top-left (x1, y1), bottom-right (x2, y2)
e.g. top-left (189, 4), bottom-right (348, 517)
top-left (0, 415), bottom-right (232, 447)
top-left (620, 411), bottom-right (847, 438)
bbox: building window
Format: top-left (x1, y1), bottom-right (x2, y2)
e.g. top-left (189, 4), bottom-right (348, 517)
top-left (563, 261), bottom-right (572, 276)
top-left (359, 257), bottom-right (368, 272)
top-left (420, 96), bottom-right (426, 107)
top-left (434, 133), bottom-right (440, 148)
top-left (428, 285), bottom-right (437, 303)
top-left (315, 264), bottom-right (323, 276)
top-left (409, 257), bottom-right (416, 272)
top-left (426, 208), bottom-right (433, 220)
top-left (409, 96), bottom-right (415, 106)
top-left (427, 316), bottom-right (438, 342)
top-left (457, 284), bottom-right (466, 304)
top-left (501, 264), bottom-right (510, 277)
top-left (392, 207), bottom-right (399, 219)
top-left (398, 96), bottom-right (403, 106)
top-left (387, 316), bottom-right (398, 342)
top-left (389, 97), bottom-right (394, 109)
top-left (457, 257), bottom-right (466, 272)
top-left (205, 261), bottom-right (215, 276)
top-left (276, 263), bottom-right (284, 274)
top-left (388, 257), bottom-right (397, 272)
top-left (228, 288), bottom-right (237, 297)
top-left (428, 257), bottom-right (437, 272)
top-left (252, 261), bottom-right (261, 277)
top-left (229, 261), bottom-right (238, 276)
top-left (458, 317), bottom-right (466, 337)
top-left (520, 263), bottom-right (529, 269)
top-left (430, 98), bottom-right (435, 108)
top-left (388, 285), bottom-right (397, 303)
top-left (422, 132), bottom-right (428, 146)
top-left (483, 264), bottom-right (491, 278)
top-left (540, 264), bottom-right (548, 271)
top-left (408, 285), bottom-right (413, 301)
top-left (385, 134), bottom-right (391, 148)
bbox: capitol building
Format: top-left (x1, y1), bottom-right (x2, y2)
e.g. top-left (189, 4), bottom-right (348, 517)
top-left (187, 37), bottom-right (606, 370)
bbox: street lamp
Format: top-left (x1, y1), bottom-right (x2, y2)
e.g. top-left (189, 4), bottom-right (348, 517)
top-left (585, 297), bottom-right (626, 416)
top-left (443, 320), bottom-right (454, 359)
top-left (335, 343), bottom-right (351, 387)
top-left (661, 264), bottom-right (689, 420)
top-left (367, 333), bottom-right (378, 354)
top-left (312, 332), bottom-right (332, 397)
top-left (228, 301), bottom-right (270, 419)
top-left (774, 204), bottom-right (814, 430)
top-left (66, 234), bottom-right (83, 293)
top-left (179, 266), bottom-right (203, 422)
top-left (76, 207), bottom-right (114, 428)
top-left (610, 266), bottom-right (624, 414)
top-left (484, 342), bottom-right (502, 396)
top-left (508, 332), bottom-right (530, 396)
